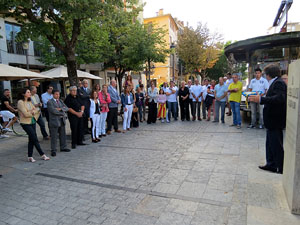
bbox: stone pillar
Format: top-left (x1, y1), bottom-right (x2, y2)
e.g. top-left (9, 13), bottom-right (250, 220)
top-left (283, 59), bottom-right (300, 215)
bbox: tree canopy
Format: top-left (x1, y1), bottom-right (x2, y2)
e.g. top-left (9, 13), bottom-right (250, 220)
top-left (176, 23), bottom-right (222, 79)
top-left (0, 0), bottom-right (134, 85)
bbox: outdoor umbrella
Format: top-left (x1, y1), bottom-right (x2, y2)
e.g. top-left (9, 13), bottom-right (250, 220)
top-left (0, 64), bottom-right (51, 81)
top-left (41, 66), bottom-right (102, 80)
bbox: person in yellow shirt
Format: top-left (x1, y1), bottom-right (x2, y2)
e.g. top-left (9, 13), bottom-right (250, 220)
top-left (228, 74), bottom-right (243, 128)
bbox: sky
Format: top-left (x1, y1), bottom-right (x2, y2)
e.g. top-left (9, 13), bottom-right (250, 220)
top-left (143, 0), bottom-right (300, 42)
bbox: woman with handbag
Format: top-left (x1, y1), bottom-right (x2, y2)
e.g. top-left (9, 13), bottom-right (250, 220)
top-left (147, 81), bottom-right (158, 124)
top-left (17, 88), bottom-right (50, 162)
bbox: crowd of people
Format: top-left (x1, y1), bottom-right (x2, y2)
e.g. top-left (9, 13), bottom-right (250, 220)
top-left (0, 65), bottom-right (288, 175)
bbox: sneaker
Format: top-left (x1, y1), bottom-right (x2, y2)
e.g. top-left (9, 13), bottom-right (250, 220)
top-left (166, 119), bottom-right (170, 123)
top-left (161, 119), bottom-right (165, 123)
top-left (237, 125), bottom-right (241, 129)
top-left (247, 125), bottom-right (255, 129)
top-left (229, 124), bottom-right (236, 127)
top-left (259, 125), bottom-right (264, 129)
top-left (3, 128), bottom-right (12, 132)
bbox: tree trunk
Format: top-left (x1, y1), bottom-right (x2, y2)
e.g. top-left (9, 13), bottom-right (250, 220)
top-left (65, 51), bottom-right (78, 86)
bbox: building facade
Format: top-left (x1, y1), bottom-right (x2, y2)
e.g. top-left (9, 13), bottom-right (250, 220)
top-left (144, 9), bottom-right (179, 86)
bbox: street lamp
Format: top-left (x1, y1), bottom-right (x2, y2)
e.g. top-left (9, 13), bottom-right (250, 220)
top-left (170, 43), bottom-right (176, 82)
top-left (22, 40), bottom-right (30, 85)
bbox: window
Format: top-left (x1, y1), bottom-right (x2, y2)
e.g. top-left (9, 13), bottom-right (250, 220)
top-left (5, 23), bottom-right (26, 55)
top-left (33, 41), bottom-right (42, 57)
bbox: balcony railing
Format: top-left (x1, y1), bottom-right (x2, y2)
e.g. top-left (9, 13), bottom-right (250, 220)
top-left (6, 40), bottom-right (26, 55)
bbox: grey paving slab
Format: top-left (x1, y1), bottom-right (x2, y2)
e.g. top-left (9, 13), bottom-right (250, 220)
top-left (1, 117), bottom-right (300, 225)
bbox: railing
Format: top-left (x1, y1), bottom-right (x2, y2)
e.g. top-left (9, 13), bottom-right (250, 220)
top-left (6, 40), bottom-right (26, 55)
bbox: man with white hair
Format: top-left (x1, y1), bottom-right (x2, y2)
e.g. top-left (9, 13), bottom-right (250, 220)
top-left (107, 80), bottom-right (121, 134)
top-left (64, 86), bottom-right (86, 149)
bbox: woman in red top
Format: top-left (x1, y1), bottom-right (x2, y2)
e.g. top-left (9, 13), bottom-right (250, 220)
top-left (98, 84), bottom-right (111, 137)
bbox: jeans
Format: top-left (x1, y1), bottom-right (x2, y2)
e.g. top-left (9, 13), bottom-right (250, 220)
top-left (230, 101), bottom-right (241, 125)
top-left (138, 105), bottom-right (143, 121)
top-left (192, 101), bottom-right (201, 119)
top-left (123, 105), bottom-right (133, 130)
top-left (214, 101), bottom-right (226, 122)
top-left (167, 101), bottom-right (178, 121)
top-left (100, 112), bottom-right (108, 135)
top-left (21, 123), bottom-right (44, 157)
top-left (250, 102), bottom-right (264, 126)
top-left (37, 114), bottom-right (48, 138)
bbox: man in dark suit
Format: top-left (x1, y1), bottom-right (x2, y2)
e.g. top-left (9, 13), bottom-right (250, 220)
top-left (249, 64), bottom-right (287, 174)
top-left (47, 90), bottom-right (71, 157)
top-left (78, 79), bottom-right (91, 135)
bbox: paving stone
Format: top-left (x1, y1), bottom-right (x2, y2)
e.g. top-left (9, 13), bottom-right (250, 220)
top-left (165, 199), bottom-right (198, 216)
top-left (152, 183), bottom-right (180, 195)
top-left (121, 212), bottom-right (157, 225)
top-left (134, 196), bottom-right (169, 218)
top-left (203, 188), bottom-right (233, 203)
top-left (191, 203), bottom-right (230, 225)
top-left (155, 212), bottom-right (193, 225)
top-left (1, 118), bottom-right (299, 225)
top-left (176, 182), bottom-right (206, 199)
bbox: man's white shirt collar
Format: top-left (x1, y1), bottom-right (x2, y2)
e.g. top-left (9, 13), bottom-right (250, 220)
top-left (269, 77), bottom-right (277, 86)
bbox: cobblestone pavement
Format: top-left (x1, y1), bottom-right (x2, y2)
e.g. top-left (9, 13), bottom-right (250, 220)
top-left (1, 117), bottom-right (300, 225)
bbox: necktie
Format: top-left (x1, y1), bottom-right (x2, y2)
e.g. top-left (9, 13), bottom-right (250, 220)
top-left (56, 99), bottom-right (59, 105)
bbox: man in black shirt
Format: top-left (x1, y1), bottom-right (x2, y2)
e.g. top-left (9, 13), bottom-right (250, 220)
top-left (64, 86), bottom-right (86, 149)
top-left (0, 89), bottom-right (17, 132)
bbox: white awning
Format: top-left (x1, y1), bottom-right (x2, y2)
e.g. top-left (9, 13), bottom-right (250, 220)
top-left (0, 64), bottom-right (51, 81)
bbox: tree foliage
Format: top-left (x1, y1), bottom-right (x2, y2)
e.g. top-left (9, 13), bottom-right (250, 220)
top-left (176, 23), bottom-right (222, 79)
top-left (0, 0), bottom-right (130, 85)
top-left (103, 7), bottom-right (169, 93)
top-left (206, 41), bottom-right (248, 81)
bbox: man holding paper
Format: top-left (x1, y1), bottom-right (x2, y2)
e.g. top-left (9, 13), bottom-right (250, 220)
top-left (249, 64), bottom-right (287, 174)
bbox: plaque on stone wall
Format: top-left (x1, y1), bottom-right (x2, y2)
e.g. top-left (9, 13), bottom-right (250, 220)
top-left (283, 59), bottom-right (300, 215)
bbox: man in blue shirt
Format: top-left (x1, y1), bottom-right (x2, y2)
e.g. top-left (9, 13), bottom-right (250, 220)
top-left (41, 85), bottom-right (53, 123)
top-left (213, 77), bottom-right (228, 123)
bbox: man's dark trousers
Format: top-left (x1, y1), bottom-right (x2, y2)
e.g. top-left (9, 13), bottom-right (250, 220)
top-left (266, 129), bottom-right (284, 171)
top-left (69, 116), bottom-right (83, 146)
top-left (107, 107), bottom-right (118, 132)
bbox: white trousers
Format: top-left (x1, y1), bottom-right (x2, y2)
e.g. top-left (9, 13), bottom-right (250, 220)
top-left (100, 112), bottom-right (108, 135)
top-left (91, 114), bottom-right (101, 139)
top-left (123, 104), bottom-right (133, 130)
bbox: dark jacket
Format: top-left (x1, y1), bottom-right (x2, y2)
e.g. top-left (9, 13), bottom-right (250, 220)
top-left (77, 87), bottom-right (91, 116)
top-left (260, 77), bottom-right (287, 130)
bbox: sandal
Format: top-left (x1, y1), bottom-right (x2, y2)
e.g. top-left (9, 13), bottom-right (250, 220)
top-left (41, 155), bottom-right (50, 161)
top-left (28, 157), bottom-right (36, 163)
